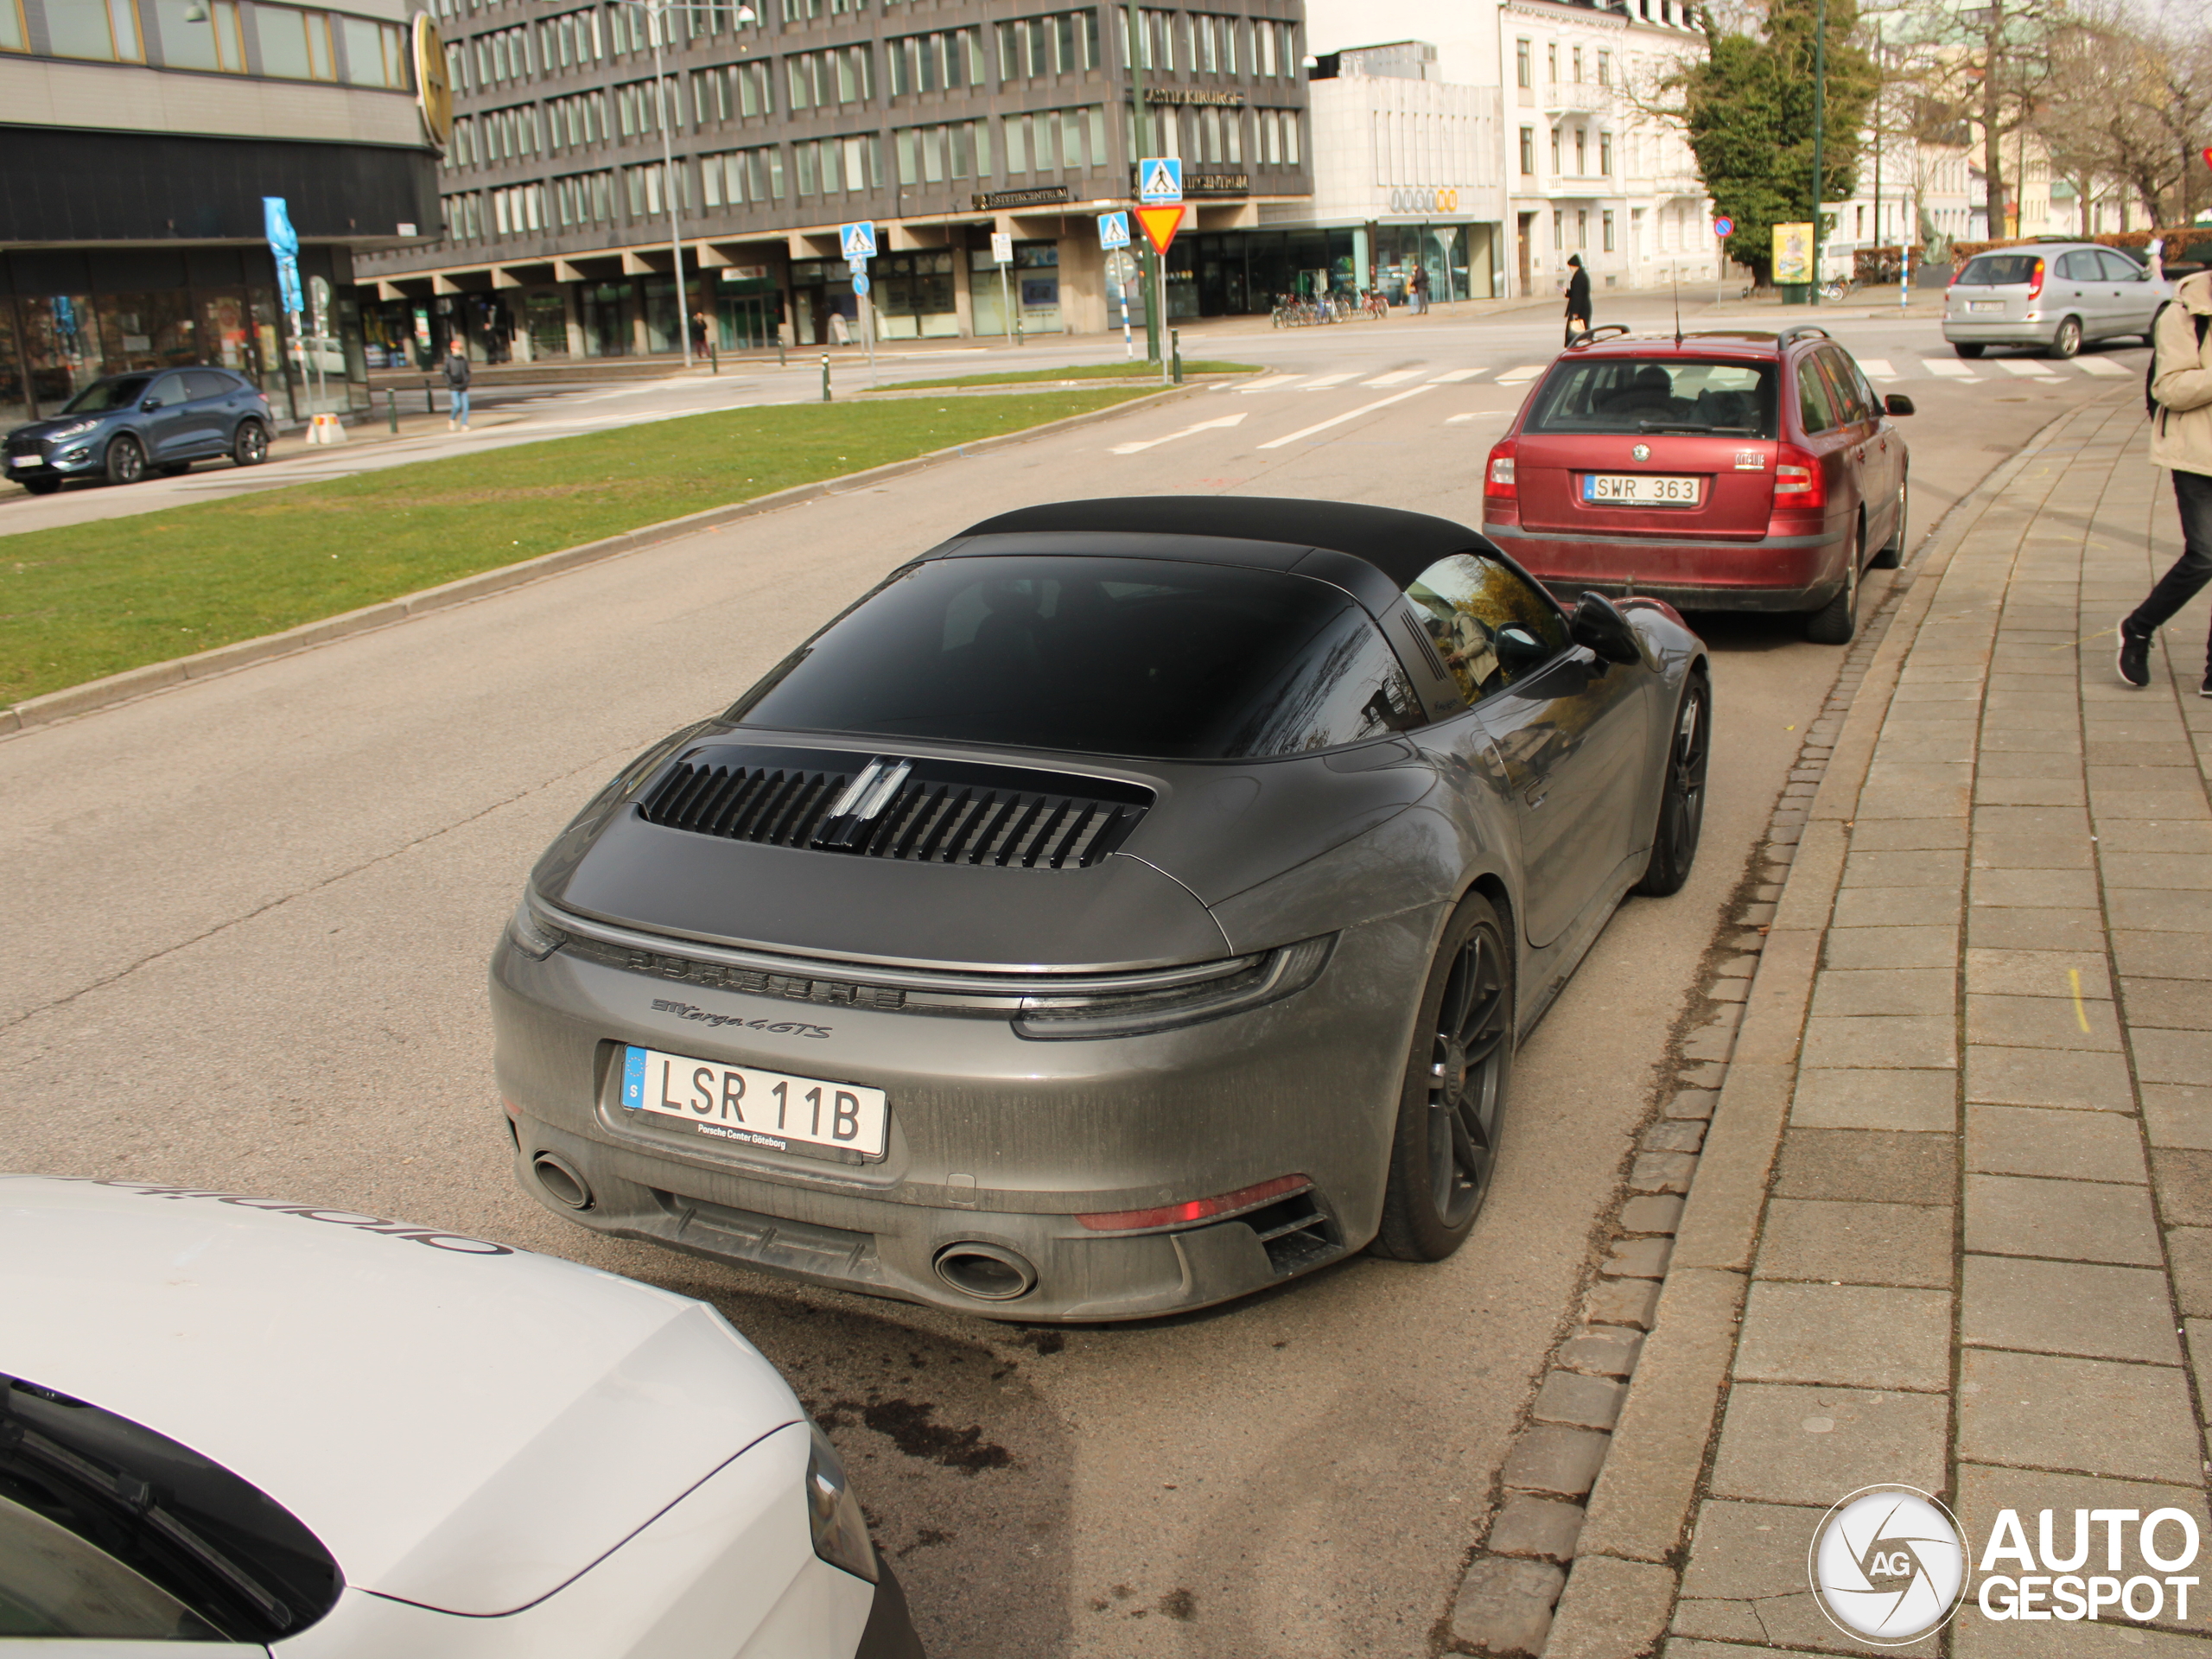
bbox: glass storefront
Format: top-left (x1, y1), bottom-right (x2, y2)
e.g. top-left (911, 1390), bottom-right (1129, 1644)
top-left (525, 291), bottom-right (570, 359)
top-left (713, 273), bottom-right (782, 351)
top-left (582, 281), bottom-right (634, 356)
top-left (969, 242), bottom-right (1061, 336)
top-left (873, 251), bottom-right (957, 340)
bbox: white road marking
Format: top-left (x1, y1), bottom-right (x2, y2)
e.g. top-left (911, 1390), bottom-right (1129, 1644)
top-left (1998, 359), bottom-right (2061, 378)
top-left (1493, 364), bottom-right (1548, 385)
top-left (1446, 413), bottom-right (1478, 423)
top-left (1300, 372), bottom-right (1359, 390)
top-left (2069, 358), bottom-right (2127, 377)
top-left (1429, 368), bottom-right (1486, 383)
top-left (1255, 386), bottom-right (1433, 450)
top-left (1857, 359), bottom-right (1899, 381)
top-left (1363, 369), bottom-right (1426, 385)
top-left (1923, 359), bottom-right (1980, 380)
top-left (1108, 411), bottom-right (1249, 454)
top-left (1235, 375), bottom-right (1306, 394)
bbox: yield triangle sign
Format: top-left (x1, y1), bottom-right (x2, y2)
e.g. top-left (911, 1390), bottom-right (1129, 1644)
top-left (1135, 204), bottom-right (1185, 256)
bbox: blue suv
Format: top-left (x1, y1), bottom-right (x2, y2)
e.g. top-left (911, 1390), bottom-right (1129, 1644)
top-left (5, 368), bottom-right (275, 495)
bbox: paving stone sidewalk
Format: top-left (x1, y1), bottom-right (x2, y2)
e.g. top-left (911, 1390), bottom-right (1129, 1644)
top-left (1637, 393), bottom-right (2212, 1656)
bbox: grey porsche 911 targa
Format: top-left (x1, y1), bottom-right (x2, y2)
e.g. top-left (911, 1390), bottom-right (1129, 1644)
top-left (491, 497), bottom-right (1711, 1320)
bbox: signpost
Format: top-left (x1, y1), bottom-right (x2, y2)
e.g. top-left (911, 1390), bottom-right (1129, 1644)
top-left (1098, 213), bottom-right (1133, 358)
top-left (839, 223), bottom-right (877, 382)
top-left (1136, 160), bottom-right (1182, 387)
top-left (1713, 215), bottom-right (1734, 238)
top-left (990, 231), bottom-right (1014, 346)
top-left (263, 197), bottom-right (305, 420)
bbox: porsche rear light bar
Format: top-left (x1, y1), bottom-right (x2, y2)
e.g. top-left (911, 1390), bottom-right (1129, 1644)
top-left (1077, 1173), bottom-right (1313, 1234)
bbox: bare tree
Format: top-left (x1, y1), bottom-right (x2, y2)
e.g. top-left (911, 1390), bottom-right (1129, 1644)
top-left (2031, 1), bottom-right (2210, 231)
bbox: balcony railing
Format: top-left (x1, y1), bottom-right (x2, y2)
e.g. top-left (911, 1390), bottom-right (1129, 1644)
top-left (1542, 81), bottom-right (1610, 114)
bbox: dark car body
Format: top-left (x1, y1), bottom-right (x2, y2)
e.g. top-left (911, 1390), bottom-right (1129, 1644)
top-left (4, 367), bottom-right (273, 493)
top-left (1480, 327), bottom-right (1911, 641)
top-left (489, 498), bottom-right (1710, 1320)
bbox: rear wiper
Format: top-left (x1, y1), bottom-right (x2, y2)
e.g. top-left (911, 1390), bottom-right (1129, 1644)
top-left (1637, 420), bottom-right (1758, 435)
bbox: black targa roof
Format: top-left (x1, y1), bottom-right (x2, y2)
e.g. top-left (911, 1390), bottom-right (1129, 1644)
top-left (958, 497), bottom-right (1493, 592)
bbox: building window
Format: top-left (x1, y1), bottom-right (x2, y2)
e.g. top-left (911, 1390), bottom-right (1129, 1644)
top-left (0, 0), bottom-right (24, 50)
top-left (787, 44), bottom-right (872, 107)
top-left (1603, 208), bottom-right (1614, 251)
top-left (1573, 128), bottom-right (1585, 173)
top-left (1546, 42), bottom-right (1556, 81)
top-left (792, 134), bottom-right (881, 195)
top-left (151, 0), bottom-right (245, 71)
top-left (1599, 131), bottom-right (1611, 175)
top-left (889, 27), bottom-right (982, 92)
top-left (623, 160), bottom-right (688, 219)
top-left (536, 9), bottom-right (603, 73)
top-left (1576, 208), bottom-right (1587, 248)
top-left (554, 168), bottom-right (617, 226)
top-left (1595, 48), bottom-right (1610, 85)
top-left (1549, 129), bottom-right (1560, 174)
top-left (44, 0), bottom-right (143, 60)
top-left (693, 58), bottom-right (772, 120)
top-left (699, 143), bottom-right (787, 206)
top-left (992, 12), bottom-right (1094, 80)
top-left (492, 181), bottom-right (546, 235)
top-left (1552, 211), bottom-right (1562, 250)
top-left (257, 5), bottom-right (334, 79)
top-left (1001, 105), bottom-right (1106, 173)
top-left (547, 88), bottom-right (610, 148)
top-left (613, 78), bottom-right (664, 136)
top-left (337, 14), bottom-right (406, 86)
top-left (1515, 37), bottom-right (1529, 87)
top-left (1518, 126), bottom-right (1533, 175)
top-left (1571, 45), bottom-right (1581, 81)
top-left (893, 118), bottom-right (991, 185)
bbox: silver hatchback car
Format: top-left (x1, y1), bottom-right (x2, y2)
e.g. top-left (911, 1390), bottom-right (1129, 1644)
top-left (1943, 241), bottom-right (2170, 359)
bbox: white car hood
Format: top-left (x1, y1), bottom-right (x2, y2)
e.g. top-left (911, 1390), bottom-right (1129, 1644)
top-left (0, 1175), bottom-right (802, 1617)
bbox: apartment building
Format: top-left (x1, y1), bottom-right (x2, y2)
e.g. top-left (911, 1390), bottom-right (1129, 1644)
top-left (352, 0), bottom-right (1313, 358)
top-left (1305, 0), bottom-right (1713, 302)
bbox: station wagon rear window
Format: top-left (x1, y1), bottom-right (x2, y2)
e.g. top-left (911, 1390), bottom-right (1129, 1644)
top-left (1956, 254), bottom-right (2041, 285)
top-left (1525, 359), bottom-right (1779, 438)
top-left (731, 555), bottom-right (1424, 760)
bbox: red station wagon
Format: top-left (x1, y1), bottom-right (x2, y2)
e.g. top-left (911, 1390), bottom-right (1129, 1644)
top-left (1480, 326), bottom-right (1914, 644)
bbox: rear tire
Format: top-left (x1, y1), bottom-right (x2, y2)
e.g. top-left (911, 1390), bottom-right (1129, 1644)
top-left (1870, 477), bottom-right (1907, 569)
top-left (1805, 527), bottom-right (1862, 645)
top-left (232, 420), bottom-right (269, 467)
top-left (1371, 891), bottom-right (1514, 1263)
top-left (1953, 342), bottom-right (1985, 359)
top-left (2049, 316), bottom-right (2082, 359)
top-left (105, 435), bottom-right (146, 486)
top-left (1634, 674), bottom-right (1710, 898)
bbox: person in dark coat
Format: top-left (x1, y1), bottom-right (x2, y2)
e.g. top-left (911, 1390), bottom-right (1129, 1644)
top-left (1564, 253), bottom-right (1592, 346)
top-left (442, 336), bottom-right (472, 433)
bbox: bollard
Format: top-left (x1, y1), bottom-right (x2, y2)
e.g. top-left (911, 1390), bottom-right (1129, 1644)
top-left (821, 353), bottom-right (831, 402)
top-left (1171, 330), bottom-right (1183, 385)
top-left (387, 387), bottom-right (399, 434)
top-left (778, 334), bottom-right (787, 369)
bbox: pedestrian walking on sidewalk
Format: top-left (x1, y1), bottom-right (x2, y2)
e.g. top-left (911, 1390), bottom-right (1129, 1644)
top-left (1409, 263), bottom-right (1429, 315)
top-left (1564, 254), bottom-right (1592, 346)
top-left (2117, 264), bottom-right (2212, 696)
top-left (442, 338), bottom-right (473, 434)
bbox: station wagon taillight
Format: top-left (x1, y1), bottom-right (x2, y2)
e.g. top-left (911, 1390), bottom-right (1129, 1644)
top-left (1773, 442), bottom-right (1827, 510)
top-left (1485, 440), bottom-right (1518, 501)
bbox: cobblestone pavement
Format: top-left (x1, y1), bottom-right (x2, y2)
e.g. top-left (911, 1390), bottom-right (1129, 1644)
top-left (1483, 390), bottom-right (2212, 1658)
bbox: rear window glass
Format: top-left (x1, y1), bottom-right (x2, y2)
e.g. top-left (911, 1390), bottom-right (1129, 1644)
top-left (732, 555), bottom-right (1425, 760)
top-left (1525, 358), bottom-right (1778, 438)
top-left (1958, 254), bottom-right (2041, 285)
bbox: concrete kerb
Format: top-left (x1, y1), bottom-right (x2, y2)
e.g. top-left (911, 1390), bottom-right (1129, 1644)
top-left (0, 382), bottom-right (1207, 741)
top-left (1501, 396), bottom-right (2121, 1658)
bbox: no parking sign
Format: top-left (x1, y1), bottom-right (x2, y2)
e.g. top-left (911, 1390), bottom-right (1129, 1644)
top-left (1713, 216), bottom-right (1734, 238)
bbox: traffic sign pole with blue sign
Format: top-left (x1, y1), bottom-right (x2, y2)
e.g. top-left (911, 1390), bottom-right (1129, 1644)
top-left (1713, 216), bottom-right (1734, 238)
top-left (1098, 213), bottom-right (1134, 357)
top-left (837, 222), bottom-right (878, 383)
top-left (1135, 162), bottom-right (1181, 384)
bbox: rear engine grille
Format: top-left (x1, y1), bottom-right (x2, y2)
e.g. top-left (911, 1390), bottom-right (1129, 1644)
top-left (639, 745), bottom-right (1151, 870)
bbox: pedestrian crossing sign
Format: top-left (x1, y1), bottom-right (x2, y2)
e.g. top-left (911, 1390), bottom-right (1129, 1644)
top-left (1097, 211), bottom-right (1130, 250)
top-left (839, 220), bottom-right (877, 261)
top-left (1138, 157), bottom-right (1182, 205)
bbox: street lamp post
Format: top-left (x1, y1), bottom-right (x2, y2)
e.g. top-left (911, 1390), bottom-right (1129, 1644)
top-left (1809, 0), bottom-right (1826, 305)
top-left (597, 0), bottom-right (755, 369)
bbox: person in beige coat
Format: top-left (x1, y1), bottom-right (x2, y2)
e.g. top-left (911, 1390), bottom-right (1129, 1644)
top-left (2118, 266), bottom-right (2212, 696)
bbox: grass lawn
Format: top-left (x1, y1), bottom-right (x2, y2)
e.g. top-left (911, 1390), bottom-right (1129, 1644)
top-left (877, 359), bottom-right (1258, 391)
top-left (1, 386), bottom-right (1154, 709)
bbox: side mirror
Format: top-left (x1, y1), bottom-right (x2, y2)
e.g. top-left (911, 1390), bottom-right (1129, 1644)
top-left (1570, 593), bottom-right (1643, 665)
top-left (1885, 393), bottom-right (1916, 416)
top-left (140, 397), bottom-right (161, 411)
top-left (1494, 625), bottom-right (1552, 677)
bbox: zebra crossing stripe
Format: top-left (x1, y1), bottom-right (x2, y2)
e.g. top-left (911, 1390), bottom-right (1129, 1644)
top-left (1300, 372), bottom-right (1358, 389)
top-left (1429, 368), bottom-right (1485, 382)
top-left (1494, 365), bottom-right (1548, 385)
top-left (1998, 359), bottom-right (2061, 378)
top-left (1363, 369), bottom-right (1426, 385)
top-left (2069, 358), bottom-right (2126, 377)
top-left (1858, 359), bottom-right (1900, 381)
top-left (1923, 359), bottom-right (1980, 379)
top-left (1235, 375), bottom-right (1305, 393)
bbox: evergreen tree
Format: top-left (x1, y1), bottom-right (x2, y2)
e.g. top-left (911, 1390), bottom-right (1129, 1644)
top-left (1674, 0), bottom-right (1879, 284)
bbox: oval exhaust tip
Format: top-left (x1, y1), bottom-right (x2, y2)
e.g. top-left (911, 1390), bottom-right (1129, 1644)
top-left (531, 1152), bottom-right (593, 1211)
top-left (932, 1242), bottom-right (1037, 1301)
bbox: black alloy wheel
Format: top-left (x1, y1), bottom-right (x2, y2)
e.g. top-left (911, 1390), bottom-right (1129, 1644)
top-left (2049, 316), bottom-right (2083, 359)
top-left (1871, 477), bottom-right (1908, 569)
top-left (105, 435), bottom-right (146, 486)
top-left (1635, 674), bottom-right (1711, 898)
top-left (233, 421), bottom-right (269, 466)
top-left (1373, 890), bottom-right (1514, 1262)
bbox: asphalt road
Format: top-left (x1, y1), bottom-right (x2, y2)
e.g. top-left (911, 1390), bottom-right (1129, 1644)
top-left (0, 296), bottom-right (2145, 1656)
